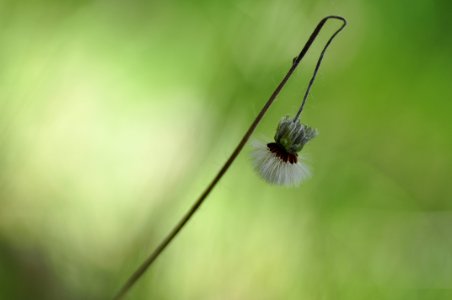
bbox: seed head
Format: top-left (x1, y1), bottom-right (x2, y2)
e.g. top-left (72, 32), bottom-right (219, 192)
top-left (251, 116), bottom-right (317, 186)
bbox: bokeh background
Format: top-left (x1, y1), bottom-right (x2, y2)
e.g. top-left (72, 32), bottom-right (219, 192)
top-left (1, 0), bottom-right (451, 299)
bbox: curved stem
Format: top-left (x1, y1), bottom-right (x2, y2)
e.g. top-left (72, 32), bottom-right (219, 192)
top-left (293, 16), bottom-right (346, 121)
top-left (113, 15), bottom-right (347, 300)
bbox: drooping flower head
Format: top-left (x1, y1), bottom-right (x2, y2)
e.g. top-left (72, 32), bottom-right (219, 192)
top-left (248, 16), bottom-right (346, 187)
top-left (251, 116), bottom-right (317, 186)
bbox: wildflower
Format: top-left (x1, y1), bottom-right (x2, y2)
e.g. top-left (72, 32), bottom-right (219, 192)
top-left (113, 16), bottom-right (346, 300)
top-left (251, 116), bottom-right (317, 186)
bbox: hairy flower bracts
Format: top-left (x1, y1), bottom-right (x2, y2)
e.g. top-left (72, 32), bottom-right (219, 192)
top-left (252, 116), bottom-right (317, 186)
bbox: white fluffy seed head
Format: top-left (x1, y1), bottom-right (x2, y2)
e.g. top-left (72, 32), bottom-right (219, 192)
top-left (251, 141), bottom-right (311, 186)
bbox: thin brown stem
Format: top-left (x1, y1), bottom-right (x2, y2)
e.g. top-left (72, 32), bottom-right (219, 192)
top-left (113, 15), bottom-right (346, 300)
top-left (294, 16), bottom-right (346, 121)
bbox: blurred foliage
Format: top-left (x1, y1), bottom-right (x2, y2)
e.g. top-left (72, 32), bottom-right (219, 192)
top-left (0, 0), bottom-right (451, 299)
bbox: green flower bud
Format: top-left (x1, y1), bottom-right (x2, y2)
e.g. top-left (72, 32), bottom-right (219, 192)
top-left (274, 116), bottom-right (318, 154)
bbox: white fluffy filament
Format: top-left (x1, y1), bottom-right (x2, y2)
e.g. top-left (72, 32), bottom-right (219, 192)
top-left (251, 141), bottom-right (311, 186)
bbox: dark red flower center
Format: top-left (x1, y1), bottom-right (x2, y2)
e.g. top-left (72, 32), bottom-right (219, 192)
top-left (267, 142), bottom-right (298, 164)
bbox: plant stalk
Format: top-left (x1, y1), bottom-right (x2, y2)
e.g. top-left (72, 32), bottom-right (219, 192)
top-left (113, 15), bottom-right (346, 300)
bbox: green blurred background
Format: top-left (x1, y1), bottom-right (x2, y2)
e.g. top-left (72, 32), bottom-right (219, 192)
top-left (1, 0), bottom-right (451, 299)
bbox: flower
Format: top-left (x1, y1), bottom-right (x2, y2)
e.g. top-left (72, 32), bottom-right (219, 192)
top-left (251, 116), bottom-right (317, 186)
